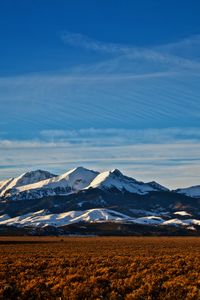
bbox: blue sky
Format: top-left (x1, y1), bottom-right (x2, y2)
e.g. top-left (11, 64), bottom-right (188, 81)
top-left (0, 0), bottom-right (200, 188)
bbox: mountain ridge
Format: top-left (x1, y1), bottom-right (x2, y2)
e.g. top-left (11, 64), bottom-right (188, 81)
top-left (0, 167), bottom-right (169, 201)
top-left (0, 166), bottom-right (200, 235)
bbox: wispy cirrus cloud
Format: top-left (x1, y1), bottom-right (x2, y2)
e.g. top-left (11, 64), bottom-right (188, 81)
top-left (61, 31), bottom-right (200, 69)
top-left (40, 127), bottom-right (200, 145)
top-left (157, 34), bottom-right (200, 61)
top-left (61, 31), bottom-right (137, 55)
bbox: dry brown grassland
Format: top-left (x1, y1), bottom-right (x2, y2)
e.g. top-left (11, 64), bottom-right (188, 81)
top-left (0, 237), bottom-right (200, 299)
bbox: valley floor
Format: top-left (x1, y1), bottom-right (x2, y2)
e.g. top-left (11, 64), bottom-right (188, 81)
top-left (0, 237), bottom-right (200, 299)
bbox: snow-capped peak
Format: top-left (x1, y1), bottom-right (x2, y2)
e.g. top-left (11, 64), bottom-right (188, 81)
top-left (58, 166), bottom-right (98, 181)
top-left (46, 166), bottom-right (99, 191)
top-left (0, 170), bottom-right (56, 197)
top-left (5, 166), bottom-right (99, 200)
top-left (86, 169), bottom-right (157, 194)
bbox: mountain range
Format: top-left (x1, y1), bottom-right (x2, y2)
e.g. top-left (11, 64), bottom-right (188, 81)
top-left (0, 167), bottom-right (200, 236)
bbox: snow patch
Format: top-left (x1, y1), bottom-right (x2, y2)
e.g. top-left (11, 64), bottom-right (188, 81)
top-left (174, 211), bottom-right (192, 217)
top-left (132, 216), bottom-right (164, 225)
top-left (163, 218), bottom-right (200, 227)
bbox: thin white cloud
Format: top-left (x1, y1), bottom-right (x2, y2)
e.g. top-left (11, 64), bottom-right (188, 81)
top-left (61, 31), bottom-right (135, 54)
top-left (0, 71), bottom-right (177, 84)
top-left (61, 31), bottom-right (200, 70)
top-left (157, 34), bottom-right (200, 61)
top-left (40, 127), bottom-right (200, 145)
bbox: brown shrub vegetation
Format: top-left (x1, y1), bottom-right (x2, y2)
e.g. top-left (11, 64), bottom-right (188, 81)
top-left (0, 237), bottom-right (200, 299)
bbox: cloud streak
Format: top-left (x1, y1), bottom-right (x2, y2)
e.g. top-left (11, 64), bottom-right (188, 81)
top-left (157, 34), bottom-right (200, 61)
top-left (40, 127), bottom-right (200, 145)
top-left (61, 31), bottom-right (200, 69)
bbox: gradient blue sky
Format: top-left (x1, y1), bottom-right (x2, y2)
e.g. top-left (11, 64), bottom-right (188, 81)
top-left (0, 0), bottom-right (200, 188)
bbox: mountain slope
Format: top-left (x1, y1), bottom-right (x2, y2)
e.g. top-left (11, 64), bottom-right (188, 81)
top-left (147, 181), bottom-right (169, 192)
top-left (86, 169), bottom-right (166, 194)
top-left (0, 178), bottom-right (14, 194)
top-left (176, 185), bottom-right (200, 198)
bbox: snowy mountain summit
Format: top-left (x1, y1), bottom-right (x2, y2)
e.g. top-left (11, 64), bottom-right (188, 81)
top-left (0, 170), bottom-right (56, 197)
top-left (86, 169), bottom-right (164, 194)
top-left (1, 167), bottom-right (200, 202)
top-left (0, 167), bottom-right (167, 201)
top-left (1, 167), bottom-right (99, 200)
top-left (0, 166), bottom-right (200, 235)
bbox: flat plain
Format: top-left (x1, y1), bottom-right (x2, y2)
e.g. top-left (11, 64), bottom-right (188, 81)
top-left (0, 236), bottom-right (200, 299)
